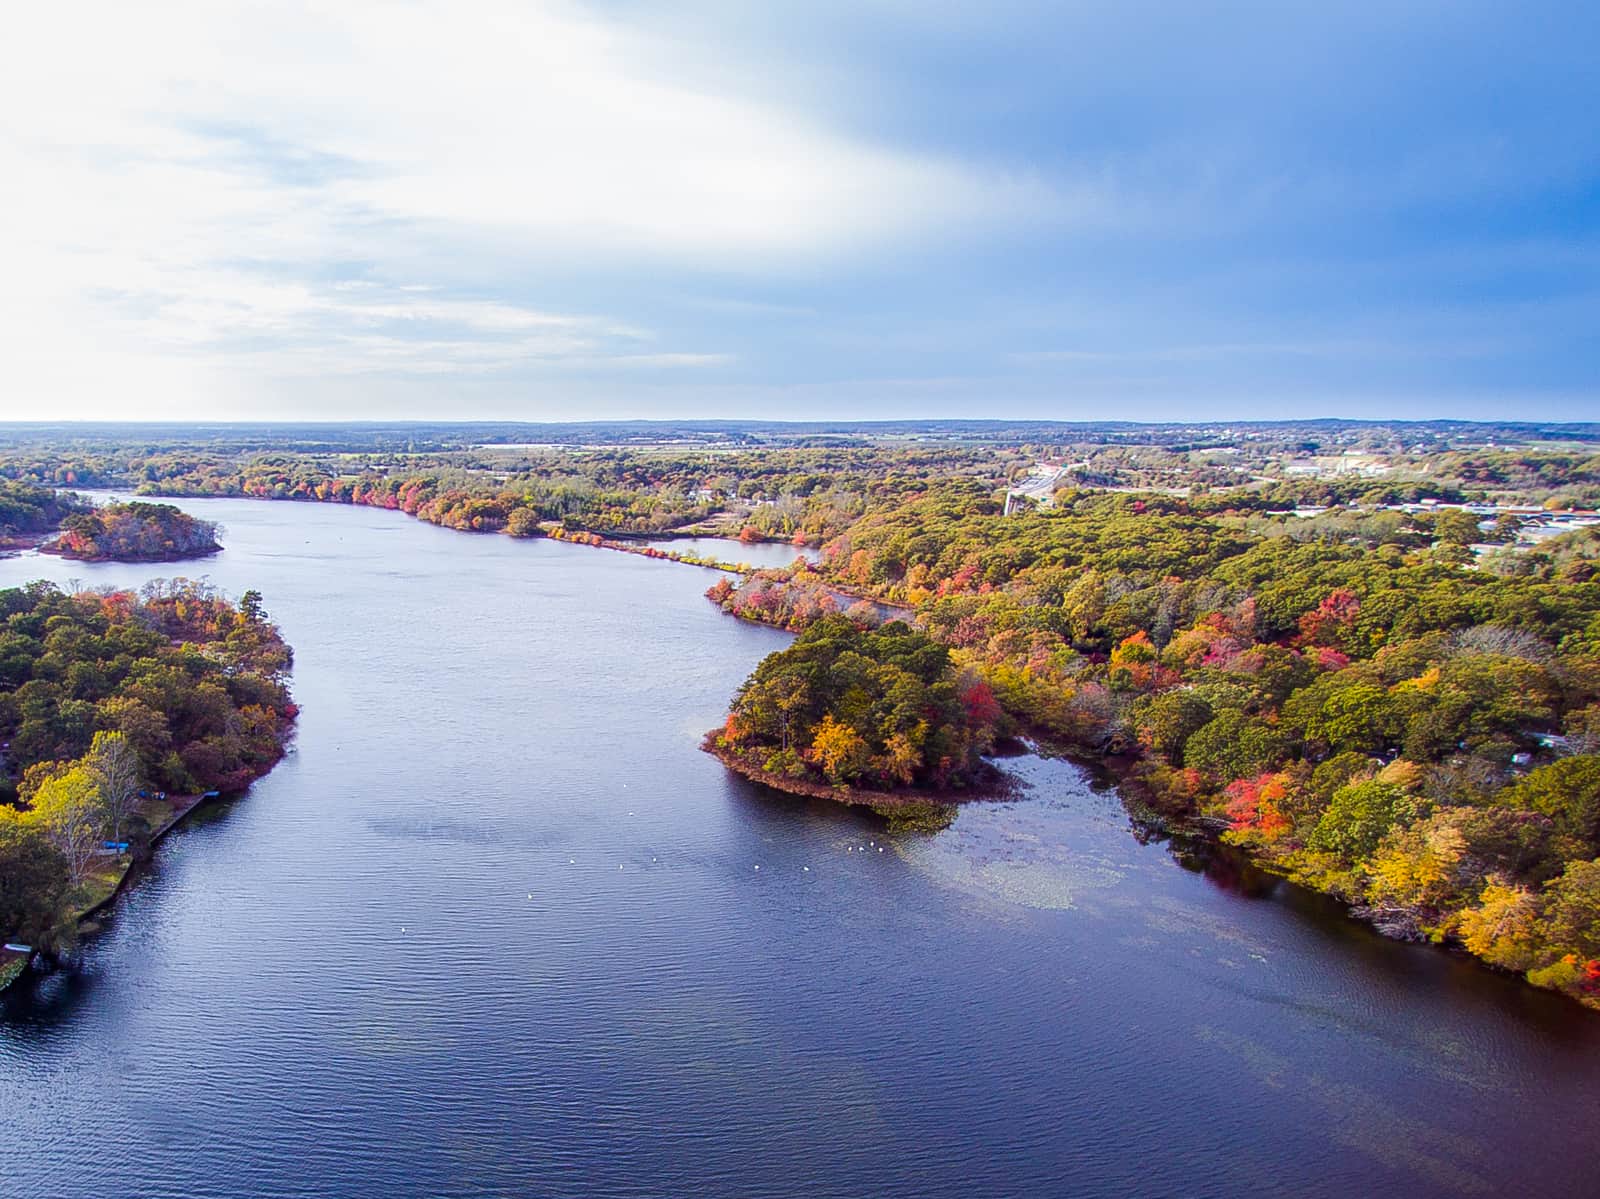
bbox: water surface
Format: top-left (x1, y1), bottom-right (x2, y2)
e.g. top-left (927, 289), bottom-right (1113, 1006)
top-left (640, 535), bottom-right (817, 569)
top-left (2, 497), bottom-right (1597, 1199)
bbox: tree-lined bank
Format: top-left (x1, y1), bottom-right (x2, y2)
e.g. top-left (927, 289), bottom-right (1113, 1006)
top-left (0, 581), bottom-right (294, 978)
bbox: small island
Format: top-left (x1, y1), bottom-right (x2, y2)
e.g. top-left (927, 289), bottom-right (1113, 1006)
top-left (705, 615), bottom-right (1008, 813)
top-left (42, 501), bottom-right (221, 562)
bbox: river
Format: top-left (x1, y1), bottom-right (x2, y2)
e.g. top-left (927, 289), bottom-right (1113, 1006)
top-left (1, 496), bottom-right (1597, 1199)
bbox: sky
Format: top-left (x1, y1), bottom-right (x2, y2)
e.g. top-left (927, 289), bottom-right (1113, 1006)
top-left (2, 0), bottom-right (1597, 423)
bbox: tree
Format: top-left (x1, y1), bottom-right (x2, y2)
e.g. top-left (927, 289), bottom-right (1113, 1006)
top-left (1298, 588), bottom-right (1360, 649)
top-left (1540, 858), bottom-right (1600, 963)
top-left (1499, 757), bottom-right (1600, 852)
top-left (1133, 690), bottom-right (1213, 764)
top-left (1222, 772), bottom-right (1293, 843)
top-left (1183, 709), bottom-right (1285, 782)
top-left (1456, 880), bottom-right (1541, 971)
top-left (239, 589), bottom-right (267, 621)
top-left (1308, 779), bottom-right (1422, 863)
top-left (1365, 815), bottom-right (1466, 911)
top-left (1284, 675), bottom-right (1401, 755)
top-left (1431, 508), bottom-right (1482, 547)
top-left (505, 508), bottom-right (542, 538)
top-left (1107, 631), bottom-right (1157, 689)
top-left (0, 810), bottom-right (67, 945)
top-left (719, 616), bottom-right (992, 792)
top-left (810, 715), bottom-right (870, 783)
top-left (95, 694), bottom-right (173, 761)
top-left (1566, 705), bottom-right (1600, 755)
top-left (86, 729), bottom-right (142, 840)
top-left (29, 765), bottom-right (105, 888)
top-left (881, 730), bottom-right (921, 786)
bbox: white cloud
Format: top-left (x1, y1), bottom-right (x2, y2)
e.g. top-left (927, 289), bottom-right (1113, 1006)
top-left (0, 0), bottom-right (1042, 416)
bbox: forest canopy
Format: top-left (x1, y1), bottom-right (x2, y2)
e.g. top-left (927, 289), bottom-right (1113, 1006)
top-left (711, 616), bottom-right (1003, 794)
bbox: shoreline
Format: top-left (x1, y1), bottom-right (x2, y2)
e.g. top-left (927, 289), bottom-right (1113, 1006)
top-left (74, 789), bottom-right (221, 926)
top-left (0, 788), bottom-right (221, 995)
top-left (0, 532), bottom-right (50, 559)
top-left (126, 483), bottom-right (835, 575)
top-left (1021, 725), bottom-right (1600, 1012)
top-left (55, 483), bottom-right (830, 579)
top-left (702, 734), bottom-right (1016, 812)
top-left (0, 752), bottom-right (290, 998)
top-left (543, 526), bottom-right (757, 573)
top-left (37, 544), bottom-right (223, 564)
top-left (119, 484), bottom-right (806, 574)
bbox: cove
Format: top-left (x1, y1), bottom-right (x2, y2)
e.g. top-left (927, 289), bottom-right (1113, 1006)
top-left (1, 495), bottom-right (1598, 1199)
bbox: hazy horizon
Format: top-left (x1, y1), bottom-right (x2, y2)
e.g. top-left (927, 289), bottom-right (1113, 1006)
top-left (3, 415), bottom-right (1599, 432)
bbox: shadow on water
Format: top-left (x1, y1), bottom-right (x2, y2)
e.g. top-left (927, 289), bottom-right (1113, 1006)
top-left (1123, 777), bottom-right (1600, 1042)
top-left (0, 955), bottom-right (106, 1028)
top-left (728, 739), bottom-right (1600, 1046)
top-left (720, 769), bottom-right (889, 837)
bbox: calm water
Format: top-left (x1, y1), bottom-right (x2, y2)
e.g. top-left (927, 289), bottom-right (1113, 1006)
top-left (2, 497), bottom-right (1598, 1199)
top-left (640, 535), bottom-right (817, 570)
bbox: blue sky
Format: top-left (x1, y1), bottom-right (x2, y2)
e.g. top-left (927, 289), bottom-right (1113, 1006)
top-left (3, 1), bottom-right (1596, 422)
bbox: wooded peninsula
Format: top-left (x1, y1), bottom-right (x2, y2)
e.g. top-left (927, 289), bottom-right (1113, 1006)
top-left (705, 615), bottom-right (1008, 816)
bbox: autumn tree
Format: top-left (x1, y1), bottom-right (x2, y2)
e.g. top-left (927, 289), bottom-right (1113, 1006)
top-left (810, 715), bottom-right (871, 784)
top-left (86, 730), bottom-right (142, 840)
top-left (1456, 881), bottom-right (1542, 972)
top-left (715, 616), bottom-right (1001, 793)
top-left (30, 765), bottom-right (105, 888)
top-left (1308, 779), bottom-right (1423, 863)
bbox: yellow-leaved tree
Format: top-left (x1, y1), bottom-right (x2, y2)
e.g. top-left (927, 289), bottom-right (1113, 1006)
top-left (29, 766), bottom-right (105, 889)
top-left (1456, 880), bottom-right (1542, 972)
top-left (810, 715), bottom-right (871, 785)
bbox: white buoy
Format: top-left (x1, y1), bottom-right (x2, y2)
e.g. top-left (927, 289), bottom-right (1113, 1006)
top-left (803, 866), bottom-right (810, 872)
top-left (753, 865), bottom-right (760, 871)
